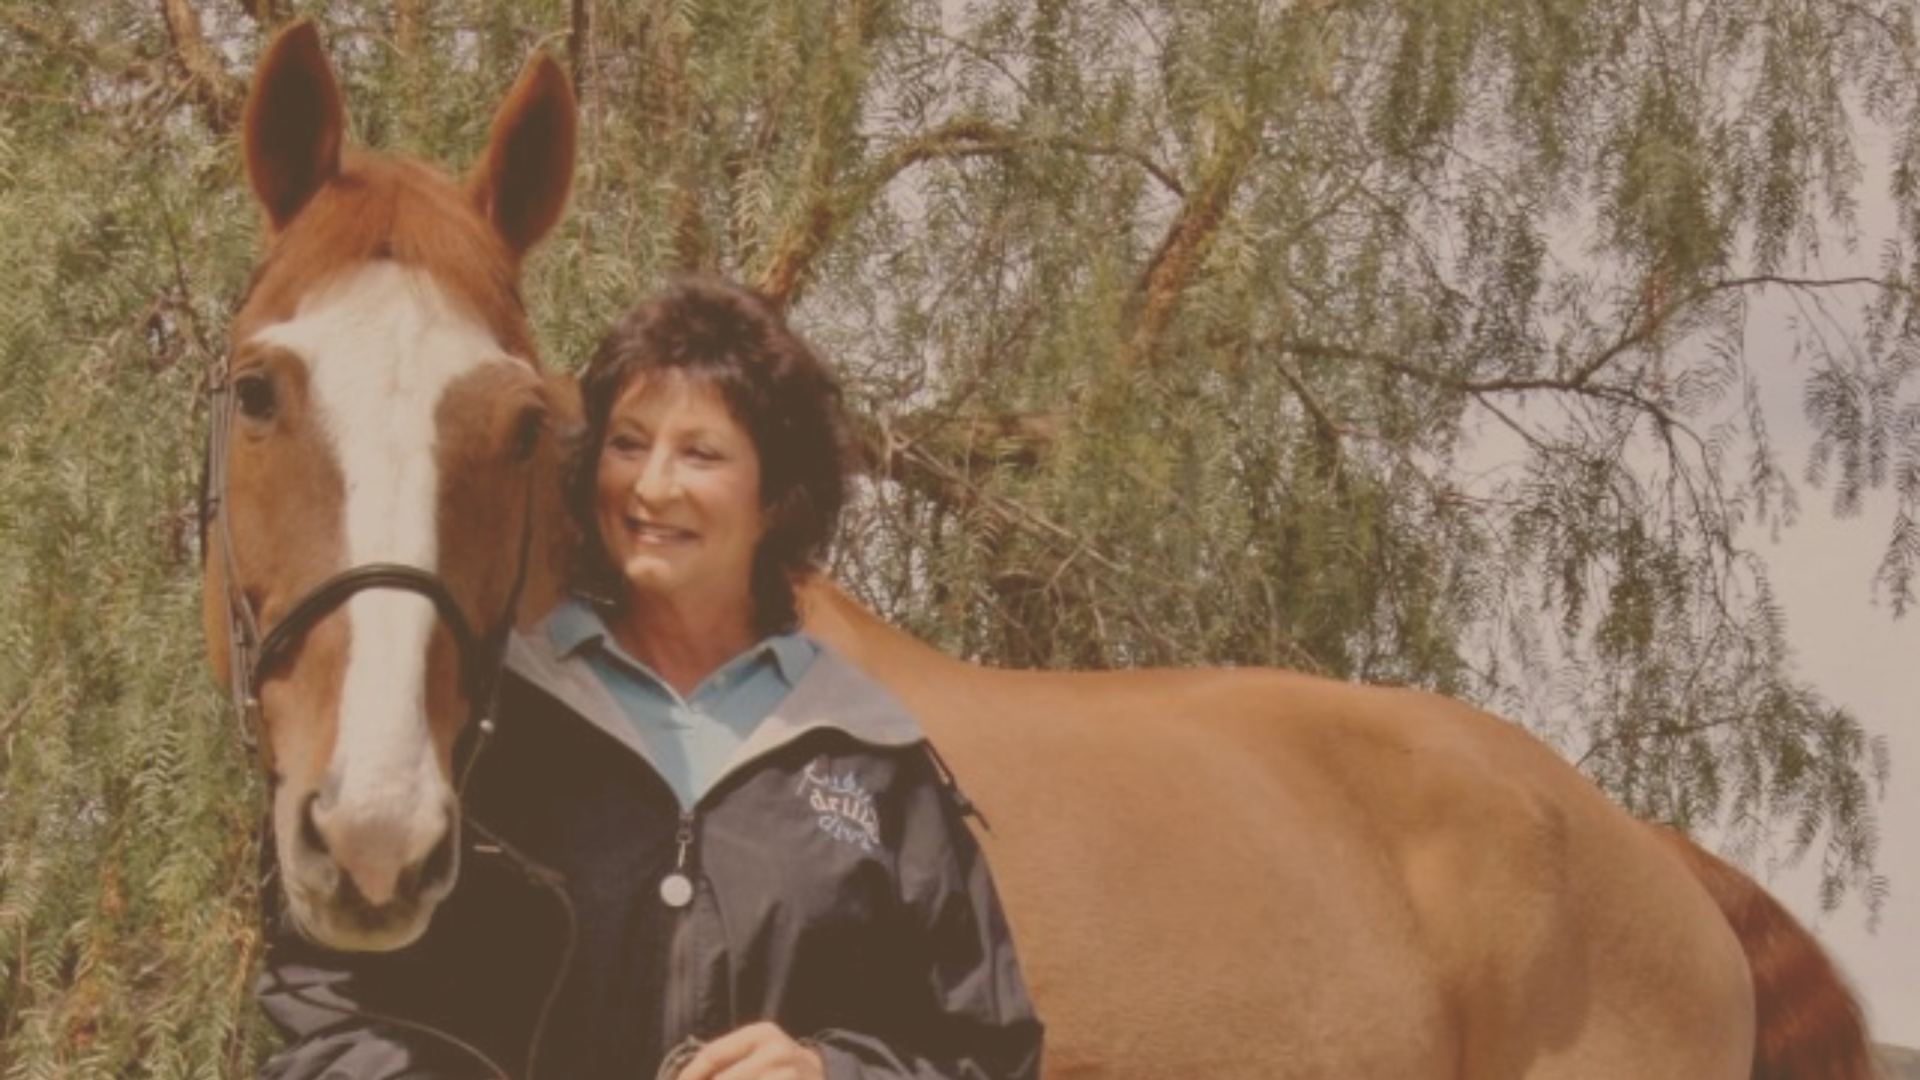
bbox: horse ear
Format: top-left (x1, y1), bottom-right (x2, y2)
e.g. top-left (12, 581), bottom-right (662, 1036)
top-left (243, 20), bottom-right (344, 232)
top-left (469, 52), bottom-right (576, 258)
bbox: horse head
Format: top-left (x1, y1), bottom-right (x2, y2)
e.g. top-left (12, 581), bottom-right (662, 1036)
top-left (203, 21), bottom-right (575, 952)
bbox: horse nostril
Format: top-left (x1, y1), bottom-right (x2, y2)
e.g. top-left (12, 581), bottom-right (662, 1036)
top-left (420, 826), bottom-right (457, 890)
top-left (299, 792), bottom-right (332, 858)
top-left (389, 814), bottom-right (458, 906)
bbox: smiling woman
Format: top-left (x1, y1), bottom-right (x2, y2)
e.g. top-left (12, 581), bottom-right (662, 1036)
top-left (569, 280), bottom-right (855, 646)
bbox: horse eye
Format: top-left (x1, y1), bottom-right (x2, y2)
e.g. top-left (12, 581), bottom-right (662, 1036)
top-left (234, 371), bottom-right (276, 422)
top-left (510, 409), bottom-right (544, 462)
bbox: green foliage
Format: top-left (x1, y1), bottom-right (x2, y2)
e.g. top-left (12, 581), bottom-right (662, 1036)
top-left (3, 0), bottom-right (1917, 1073)
top-left (1, 10), bottom-right (264, 1075)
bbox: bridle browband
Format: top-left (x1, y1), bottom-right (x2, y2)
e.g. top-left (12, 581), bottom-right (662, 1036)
top-left (200, 357), bottom-right (536, 762)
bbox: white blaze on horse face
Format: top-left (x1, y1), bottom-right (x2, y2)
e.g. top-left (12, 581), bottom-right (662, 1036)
top-left (251, 261), bottom-right (524, 905)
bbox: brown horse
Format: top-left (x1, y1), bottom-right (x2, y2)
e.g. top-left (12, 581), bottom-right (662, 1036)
top-left (207, 20), bottom-right (1878, 1080)
top-left (203, 21), bottom-right (575, 952)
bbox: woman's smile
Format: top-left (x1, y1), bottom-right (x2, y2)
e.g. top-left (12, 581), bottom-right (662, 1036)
top-left (623, 518), bottom-right (697, 544)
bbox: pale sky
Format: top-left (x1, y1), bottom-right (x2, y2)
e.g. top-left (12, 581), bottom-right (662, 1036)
top-left (1758, 466), bottom-right (1919, 1048)
top-left (1741, 116), bottom-right (1917, 1048)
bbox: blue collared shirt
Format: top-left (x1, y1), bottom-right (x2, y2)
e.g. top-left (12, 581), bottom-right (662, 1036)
top-left (546, 597), bottom-right (818, 810)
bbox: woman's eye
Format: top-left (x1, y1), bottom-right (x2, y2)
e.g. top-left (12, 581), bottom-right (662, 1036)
top-left (234, 371), bottom-right (276, 422)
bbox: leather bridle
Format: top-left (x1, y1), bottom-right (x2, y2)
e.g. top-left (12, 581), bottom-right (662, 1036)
top-left (200, 360), bottom-right (535, 762)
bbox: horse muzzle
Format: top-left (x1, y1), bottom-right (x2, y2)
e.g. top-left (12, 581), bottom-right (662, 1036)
top-left (277, 779), bottom-right (461, 952)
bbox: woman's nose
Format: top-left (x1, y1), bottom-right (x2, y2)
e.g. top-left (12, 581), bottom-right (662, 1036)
top-left (633, 449), bottom-right (675, 503)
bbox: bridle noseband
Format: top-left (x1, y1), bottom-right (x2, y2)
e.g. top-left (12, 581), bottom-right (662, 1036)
top-left (200, 362), bottom-right (534, 762)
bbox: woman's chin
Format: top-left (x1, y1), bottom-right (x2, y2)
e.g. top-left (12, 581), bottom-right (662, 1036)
top-left (614, 557), bottom-right (706, 599)
top-left (615, 556), bottom-right (690, 596)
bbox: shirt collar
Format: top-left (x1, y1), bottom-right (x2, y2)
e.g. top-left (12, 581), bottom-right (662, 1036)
top-left (762, 632), bottom-right (814, 685)
top-left (546, 596), bottom-right (813, 689)
top-left (546, 596), bottom-right (609, 659)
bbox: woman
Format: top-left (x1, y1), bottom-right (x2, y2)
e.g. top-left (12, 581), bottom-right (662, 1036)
top-left (257, 278), bottom-right (1044, 1080)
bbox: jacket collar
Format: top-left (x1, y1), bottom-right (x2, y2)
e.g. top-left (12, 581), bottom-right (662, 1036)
top-left (507, 612), bottom-right (923, 792)
top-left (742, 646), bottom-right (923, 754)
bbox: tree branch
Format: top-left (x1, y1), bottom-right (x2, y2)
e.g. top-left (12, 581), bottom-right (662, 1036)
top-left (235, 0), bottom-right (282, 26)
top-left (860, 417), bottom-right (1130, 579)
top-left (569, 0), bottom-right (592, 97)
top-left (645, 1), bottom-right (709, 272)
top-left (158, 0), bottom-right (244, 135)
top-left (867, 121), bottom-right (1187, 198)
top-left (1574, 710), bottom-right (1748, 770)
top-left (394, 0), bottom-right (428, 144)
top-left (756, 117), bottom-right (1009, 305)
top-left (1272, 336), bottom-right (1663, 403)
top-left (755, 116), bottom-right (1184, 306)
top-left (1122, 128), bottom-right (1258, 367)
top-left (1269, 353), bottom-right (1347, 447)
top-left (1716, 273), bottom-right (1894, 292)
top-left (6, 10), bottom-right (158, 87)
top-left (1262, 333), bottom-right (1717, 475)
top-left (895, 410), bottom-right (1065, 474)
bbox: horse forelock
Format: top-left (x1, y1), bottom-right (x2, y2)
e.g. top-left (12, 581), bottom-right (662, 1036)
top-left (232, 151), bottom-right (535, 363)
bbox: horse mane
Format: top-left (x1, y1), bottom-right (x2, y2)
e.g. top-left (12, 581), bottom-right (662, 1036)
top-left (234, 150), bottom-right (534, 361)
top-left (1649, 825), bottom-right (1879, 1080)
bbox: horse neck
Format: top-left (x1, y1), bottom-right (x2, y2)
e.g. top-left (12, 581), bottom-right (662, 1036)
top-left (796, 575), bottom-right (974, 689)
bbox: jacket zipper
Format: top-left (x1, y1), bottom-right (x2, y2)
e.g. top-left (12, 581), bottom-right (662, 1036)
top-left (664, 808), bottom-right (698, 1051)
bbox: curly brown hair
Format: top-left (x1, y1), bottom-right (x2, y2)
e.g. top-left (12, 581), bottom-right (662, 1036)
top-left (566, 276), bottom-right (859, 634)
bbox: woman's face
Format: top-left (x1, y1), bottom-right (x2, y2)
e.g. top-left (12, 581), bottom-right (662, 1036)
top-left (595, 374), bottom-right (766, 617)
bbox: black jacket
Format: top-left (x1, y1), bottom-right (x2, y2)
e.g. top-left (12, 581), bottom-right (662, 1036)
top-left (256, 636), bottom-right (1043, 1080)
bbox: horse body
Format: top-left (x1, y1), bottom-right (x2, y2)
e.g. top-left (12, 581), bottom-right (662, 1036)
top-left (802, 581), bottom-right (1789, 1079)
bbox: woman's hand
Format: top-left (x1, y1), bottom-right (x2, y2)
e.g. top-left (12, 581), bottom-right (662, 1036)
top-left (673, 1022), bottom-right (825, 1080)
